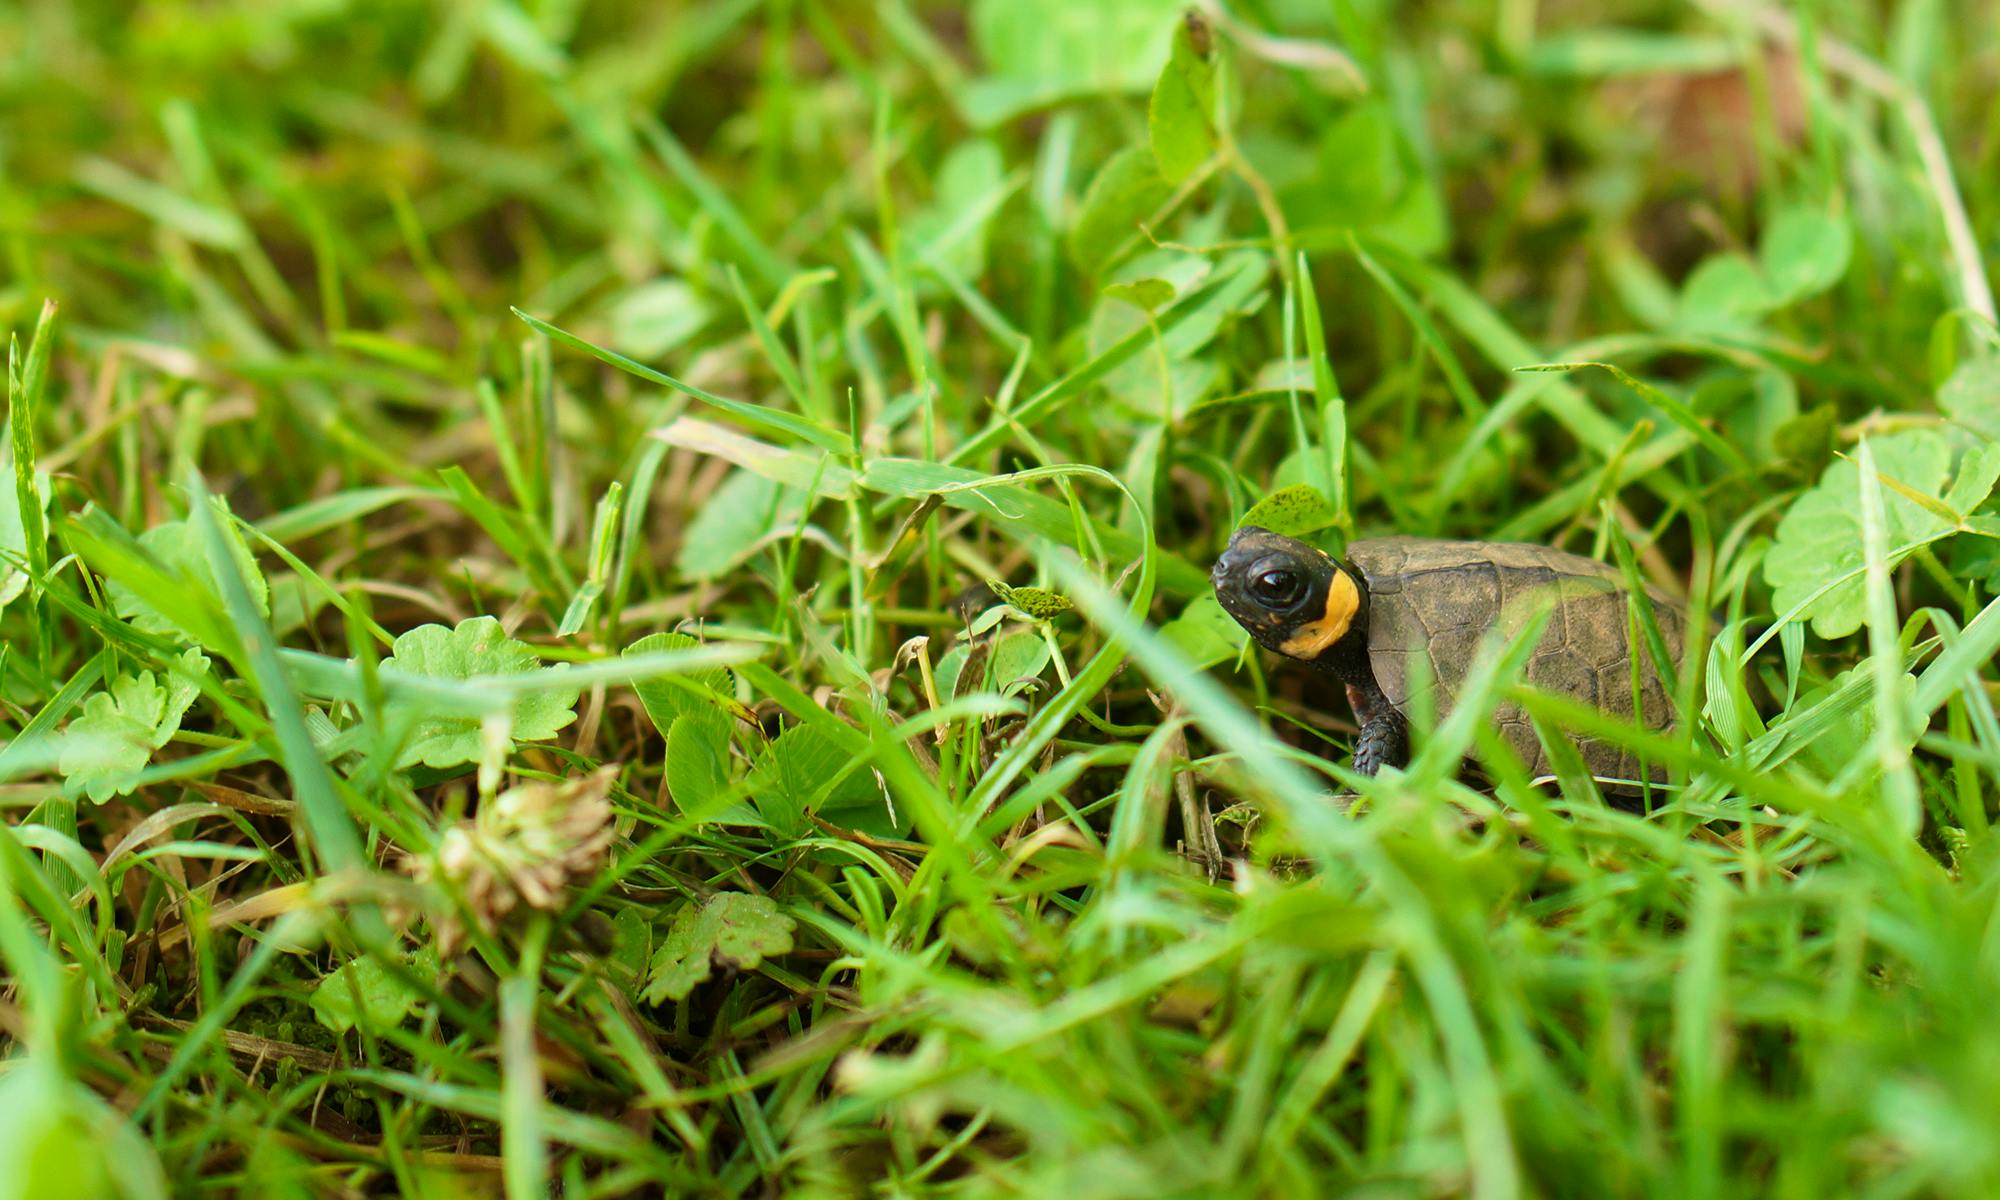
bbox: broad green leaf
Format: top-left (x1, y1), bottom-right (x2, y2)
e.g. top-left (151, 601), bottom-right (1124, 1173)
top-left (1764, 430), bottom-right (1952, 638)
top-left (1794, 663), bottom-right (1920, 781)
top-left (608, 278), bottom-right (712, 360)
top-left (59, 649), bottom-right (209, 804)
top-left (612, 907), bottom-right (652, 980)
top-left (1759, 207), bottom-right (1852, 301)
top-left (1149, 14), bottom-right (1217, 184)
top-left (1677, 253), bottom-right (1779, 333)
top-left (1240, 483), bottom-right (1341, 538)
top-left (1939, 356), bottom-right (2000, 442)
top-left (1068, 146), bottom-right (1170, 277)
top-left (907, 140), bottom-right (1007, 281)
top-left (1087, 250), bottom-right (1267, 415)
top-left (105, 509), bottom-right (268, 639)
top-left (676, 469), bottom-right (803, 579)
top-left (1274, 102), bottom-right (1449, 257)
top-left (964, 0), bottom-right (1182, 125)
top-left (665, 714), bottom-right (732, 817)
top-left (746, 723), bottom-right (876, 839)
top-left (627, 632), bottom-right (737, 738)
top-left (381, 616), bottom-right (578, 768)
top-left (1314, 104), bottom-right (1407, 221)
top-left (1944, 443), bottom-right (2000, 514)
top-left (310, 954), bottom-right (420, 1036)
top-left (988, 630), bottom-right (1052, 694)
top-left (642, 892), bottom-right (795, 1003)
top-left (934, 643), bottom-right (971, 700)
top-left (1161, 593), bottom-right (1246, 669)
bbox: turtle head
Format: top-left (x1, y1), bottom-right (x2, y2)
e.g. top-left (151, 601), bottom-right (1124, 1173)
top-left (1211, 526), bottom-right (1369, 674)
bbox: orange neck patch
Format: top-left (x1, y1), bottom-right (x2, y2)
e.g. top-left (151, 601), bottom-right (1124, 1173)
top-left (1277, 568), bottom-right (1360, 661)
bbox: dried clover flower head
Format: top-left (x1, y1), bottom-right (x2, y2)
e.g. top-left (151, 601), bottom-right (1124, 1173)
top-left (412, 765), bottom-right (619, 954)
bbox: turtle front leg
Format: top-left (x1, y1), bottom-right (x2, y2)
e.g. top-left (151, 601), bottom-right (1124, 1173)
top-left (1347, 682), bottom-right (1408, 776)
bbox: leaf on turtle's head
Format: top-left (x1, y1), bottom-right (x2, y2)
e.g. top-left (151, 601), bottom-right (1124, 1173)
top-left (1239, 483), bottom-right (1339, 539)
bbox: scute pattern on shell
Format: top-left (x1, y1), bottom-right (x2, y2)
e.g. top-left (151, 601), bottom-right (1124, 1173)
top-left (1347, 537), bottom-right (1685, 781)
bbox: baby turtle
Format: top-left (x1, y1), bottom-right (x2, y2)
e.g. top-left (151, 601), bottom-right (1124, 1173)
top-left (1211, 527), bottom-right (1686, 780)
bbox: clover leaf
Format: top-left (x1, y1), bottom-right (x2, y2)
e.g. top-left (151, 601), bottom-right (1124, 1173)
top-left (59, 648), bottom-right (209, 803)
top-left (642, 892), bottom-right (795, 1003)
top-left (311, 952), bottom-right (424, 1036)
top-left (1763, 430), bottom-right (1996, 638)
top-left (381, 616), bottom-right (578, 769)
top-left (626, 631), bottom-right (737, 740)
top-left (1148, 12), bottom-right (1219, 185)
top-left (747, 723), bottom-right (884, 839)
top-left (1940, 357), bottom-right (2000, 443)
top-left (105, 510), bottom-right (267, 639)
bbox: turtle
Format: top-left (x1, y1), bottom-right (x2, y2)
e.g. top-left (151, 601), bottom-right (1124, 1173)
top-left (1209, 526), bottom-right (1686, 781)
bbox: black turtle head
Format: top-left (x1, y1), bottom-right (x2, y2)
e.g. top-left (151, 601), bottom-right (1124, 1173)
top-left (1211, 526), bottom-right (1370, 676)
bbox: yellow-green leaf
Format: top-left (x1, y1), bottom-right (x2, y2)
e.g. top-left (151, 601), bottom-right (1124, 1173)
top-left (1240, 483), bottom-right (1340, 538)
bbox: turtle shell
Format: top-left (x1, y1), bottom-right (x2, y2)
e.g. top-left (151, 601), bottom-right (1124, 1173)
top-left (1346, 537), bottom-right (1686, 781)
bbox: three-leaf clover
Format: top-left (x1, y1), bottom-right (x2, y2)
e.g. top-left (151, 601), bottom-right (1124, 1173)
top-left (381, 616), bottom-right (578, 769)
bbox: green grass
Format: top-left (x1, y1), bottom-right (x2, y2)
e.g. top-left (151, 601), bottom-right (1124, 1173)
top-left (3, 0), bottom-right (2000, 1196)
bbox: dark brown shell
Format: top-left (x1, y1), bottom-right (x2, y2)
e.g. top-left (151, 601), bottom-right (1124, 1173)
top-left (1346, 537), bottom-right (1686, 781)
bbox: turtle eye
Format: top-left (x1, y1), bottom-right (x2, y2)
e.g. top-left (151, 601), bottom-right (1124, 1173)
top-left (1249, 568), bottom-right (1305, 609)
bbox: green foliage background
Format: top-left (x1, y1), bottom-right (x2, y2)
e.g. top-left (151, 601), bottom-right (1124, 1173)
top-left (3, 0), bottom-right (2000, 1196)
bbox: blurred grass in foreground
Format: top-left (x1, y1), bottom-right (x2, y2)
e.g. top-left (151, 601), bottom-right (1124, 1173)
top-left (4, 0), bottom-right (2000, 1196)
